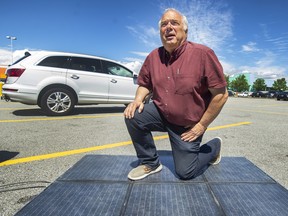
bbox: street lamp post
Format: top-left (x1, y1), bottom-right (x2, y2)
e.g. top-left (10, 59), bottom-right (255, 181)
top-left (6, 35), bottom-right (17, 63)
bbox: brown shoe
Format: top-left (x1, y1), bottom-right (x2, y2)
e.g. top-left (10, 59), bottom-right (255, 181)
top-left (128, 164), bottom-right (163, 180)
top-left (209, 137), bottom-right (222, 165)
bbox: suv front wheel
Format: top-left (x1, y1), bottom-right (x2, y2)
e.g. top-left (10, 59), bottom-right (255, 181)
top-left (40, 88), bottom-right (75, 116)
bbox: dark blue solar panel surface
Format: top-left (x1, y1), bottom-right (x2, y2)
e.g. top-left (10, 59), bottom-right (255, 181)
top-left (15, 181), bottom-right (129, 216)
top-left (15, 155), bottom-right (288, 216)
top-left (126, 183), bottom-right (222, 216)
top-left (204, 157), bottom-right (274, 183)
top-left (211, 183), bottom-right (288, 216)
top-left (58, 154), bottom-right (204, 182)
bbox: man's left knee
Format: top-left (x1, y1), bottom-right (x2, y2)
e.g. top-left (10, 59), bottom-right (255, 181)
top-left (175, 167), bottom-right (197, 180)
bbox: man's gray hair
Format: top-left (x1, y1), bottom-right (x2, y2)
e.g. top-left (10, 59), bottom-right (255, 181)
top-left (158, 8), bottom-right (188, 32)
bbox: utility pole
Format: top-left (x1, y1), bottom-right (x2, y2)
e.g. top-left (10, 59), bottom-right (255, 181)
top-left (6, 36), bottom-right (17, 63)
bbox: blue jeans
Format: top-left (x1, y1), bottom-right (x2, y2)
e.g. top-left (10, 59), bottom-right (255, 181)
top-left (125, 102), bottom-right (219, 180)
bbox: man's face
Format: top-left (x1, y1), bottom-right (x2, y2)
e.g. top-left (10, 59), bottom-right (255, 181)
top-left (160, 10), bottom-right (187, 53)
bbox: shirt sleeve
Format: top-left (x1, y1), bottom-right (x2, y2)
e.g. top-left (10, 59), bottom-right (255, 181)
top-left (137, 55), bottom-right (153, 90)
top-left (204, 50), bottom-right (227, 88)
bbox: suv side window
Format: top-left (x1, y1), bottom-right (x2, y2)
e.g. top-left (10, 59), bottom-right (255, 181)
top-left (37, 56), bottom-right (70, 69)
top-left (102, 60), bottom-right (133, 78)
top-left (70, 57), bottom-right (102, 73)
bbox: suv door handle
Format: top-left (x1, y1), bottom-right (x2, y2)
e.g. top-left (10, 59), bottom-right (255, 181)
top-left (71, 75), bottom-right (79, 79)
top-left (110, 79), bottom-right (117, 83)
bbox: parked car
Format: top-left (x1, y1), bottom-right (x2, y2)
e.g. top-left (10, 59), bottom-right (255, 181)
top-left (251, 91), bottom-right (259, 97)
top-left (228, 90), bottom-right (235, 97)
top-left (2, 51), bottom-right (139, 115)
top-left (276, 91), bottom-right (288, 101)
top-left (267, 90), bottom-right (279, 98)
top-left (238, 92), bottom-right (249, 97)
top-left (251, 91), bottom-right (269, 98)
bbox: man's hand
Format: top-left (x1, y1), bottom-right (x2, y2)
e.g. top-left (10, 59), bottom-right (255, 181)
top-left (181, 123), bottom-right (206, 142)
top-left (124, 86), bottom-right (150, 119)
top-left (181, 87), bottom-right (228, 142)
top-left (124, 101), bottom-right (144, 119)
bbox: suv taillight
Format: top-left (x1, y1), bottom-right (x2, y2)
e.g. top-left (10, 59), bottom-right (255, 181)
top-left (6, 68), bottom-right (25, 77)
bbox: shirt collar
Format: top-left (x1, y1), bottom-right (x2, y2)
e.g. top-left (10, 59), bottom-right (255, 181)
top-left (162, 41), bottom-right (188, 64)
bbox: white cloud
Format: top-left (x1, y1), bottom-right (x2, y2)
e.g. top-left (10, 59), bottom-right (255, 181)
top-left (130, 51), bottom-right (149, 57)
top-left (123, 57), bottom-right (143, 62)
top-left (220, 50), bottom-right (287, 81)
top-left (126, 25), bottom-right (160, 48)
top-left (240, 65), bottom-right (286, 80)
top-left (160, 0), bottom-right (233, 50)
top-left (0, 49), bottom-right (29, 66)
top-left (0, 49), bottom-right (12, 66)
top-left (255, 51), bottom-right (275, 67)
top-left (219, 60), bottom-right (237, 75)
top-left (254, 51), bottom-right (286, 79)
top-left (121, 52), bottom-right (149, 73)
top-left (238, 51), bottom-right (286, 80)
top-left (261, 24), bottom-right (288, 54)
top-left (121, 60), bottom-right (142, 73)
top-left (241, 42), bottom-right (260, 52)
top-left (127, 0), bottom-right (233, 51)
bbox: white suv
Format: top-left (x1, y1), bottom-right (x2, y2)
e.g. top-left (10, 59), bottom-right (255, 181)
top-left (2, 51), bottom-right (139, 115)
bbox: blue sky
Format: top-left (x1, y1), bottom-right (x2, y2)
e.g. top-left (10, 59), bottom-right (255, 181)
top-left (1, 0), bottom-right (287, 82)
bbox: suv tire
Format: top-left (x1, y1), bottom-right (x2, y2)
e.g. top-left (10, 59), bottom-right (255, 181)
top-left (40, 88), bottom-right (75, 116)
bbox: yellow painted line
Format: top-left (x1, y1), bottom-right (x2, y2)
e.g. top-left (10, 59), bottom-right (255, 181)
top-left (0, 107), bottom-right (32, 111)
top-left (0, 121), bottom-right (252, 167)
top-left (206, 121), bottom-right (252, 130)
top-left (0, 108), bottom-right (18, 110)
top-left (0, 141), bottom-right (132, 167)
top-left (259, 104), bottom-right (288, 107)
top-left (0, 114), bottom-right (123, 123)
top-left (152, 121), bottom-right (252, 140)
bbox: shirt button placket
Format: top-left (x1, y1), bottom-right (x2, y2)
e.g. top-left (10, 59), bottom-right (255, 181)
top-left (165, 67), bottom-right (172, 119)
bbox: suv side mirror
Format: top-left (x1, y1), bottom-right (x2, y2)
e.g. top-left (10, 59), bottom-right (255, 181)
top-left (133, 74), bottom-right (138, 84)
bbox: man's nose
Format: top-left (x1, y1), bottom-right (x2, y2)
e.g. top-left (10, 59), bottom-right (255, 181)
top-left (166, 21), bottom-right (173, 28)
top-left (165, 22), bottom-right (173, 32)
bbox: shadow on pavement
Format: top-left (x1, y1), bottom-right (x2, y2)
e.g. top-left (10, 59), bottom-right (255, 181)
top-left (12, 109), bottom-right (46, 116)
top-left (12, 106), bottom-right (126, 117)
top-left (0, 151), bottom-right (19, 163)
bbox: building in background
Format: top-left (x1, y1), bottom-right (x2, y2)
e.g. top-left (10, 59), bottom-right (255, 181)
top-left (0, 66), bottom-right (7, 97)
top-left (0, 66), bottom-right (7, 82)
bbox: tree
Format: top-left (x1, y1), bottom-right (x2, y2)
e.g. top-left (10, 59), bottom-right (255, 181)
top-left (225, 75), bottom-right (230, 89)
top-left (252, 78), bottom-right (267, 91)
top-left (230, 74), bottom-right (250, 92)
top-left (272, 78), bottom-right (287, 91)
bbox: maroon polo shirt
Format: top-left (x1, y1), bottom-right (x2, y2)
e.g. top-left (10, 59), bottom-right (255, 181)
top-left (138, 41), bottom-right (227, 126)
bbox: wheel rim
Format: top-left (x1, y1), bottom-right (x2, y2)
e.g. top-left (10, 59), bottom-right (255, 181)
top-left (46, 91), bottom-right (71, 113)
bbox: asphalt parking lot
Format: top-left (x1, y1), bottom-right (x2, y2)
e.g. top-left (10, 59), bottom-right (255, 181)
top-left (0, 97), bottom-right (288, 216)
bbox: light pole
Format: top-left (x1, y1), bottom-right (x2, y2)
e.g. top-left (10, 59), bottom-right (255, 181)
top-left (6, 35), bottom-right (17, 63)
